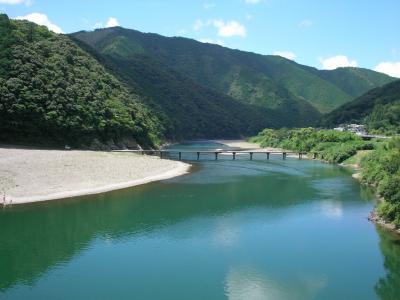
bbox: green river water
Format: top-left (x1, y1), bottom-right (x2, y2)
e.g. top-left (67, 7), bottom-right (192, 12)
top-left (1, 142), bottom-right (400, 299)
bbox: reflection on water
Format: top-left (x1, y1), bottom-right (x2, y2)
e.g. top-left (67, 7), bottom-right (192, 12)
top-left (375, 228), bottom-right (400, 300)
top-left (0, 142), bottom-right (399, 299)
top-left (225, 265), bottom-right (328, 300)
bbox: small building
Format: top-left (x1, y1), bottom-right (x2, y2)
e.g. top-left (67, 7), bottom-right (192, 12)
top-left (333, 124), bottom-right (368, 135)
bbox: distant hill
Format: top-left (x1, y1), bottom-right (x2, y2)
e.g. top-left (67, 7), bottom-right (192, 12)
top-left (71, 36), bottom-right (320, 139)
top-left (0, 14), bottom-right (161, 149)
top-left (319, 80), bottom-right (400, 134)
top-left (72, 27), bottom-right (395, 114)
top-left (309, 67), bottom-right (395, 98)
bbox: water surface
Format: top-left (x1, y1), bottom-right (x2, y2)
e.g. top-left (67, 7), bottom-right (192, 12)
top-left (1, 142), bottom-right (400, 299)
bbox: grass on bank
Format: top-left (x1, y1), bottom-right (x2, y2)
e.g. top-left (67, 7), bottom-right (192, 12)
top-left (249, 127), bottom-right (374, 163)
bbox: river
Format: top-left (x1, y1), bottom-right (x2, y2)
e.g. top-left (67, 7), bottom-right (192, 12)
top-left (1, 141), bottom-right (399, 299)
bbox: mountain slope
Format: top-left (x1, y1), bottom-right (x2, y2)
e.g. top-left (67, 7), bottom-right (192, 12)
top-left (0, 14), bottom-right (161, 148)
top-left (72, 27), bottom-right (395, 114)
top-left (71, 33), bottom-right (322, 138)
top-left (74, 44), bottom-right (290, 139)
top-left (305, 66), bottom-right (394, 98)
top-left (319, 80), bottom-right (400, 133)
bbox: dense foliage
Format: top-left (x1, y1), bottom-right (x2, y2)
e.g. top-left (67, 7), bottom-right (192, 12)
top-left (72, 30), bottom-right (322, 135)
top-left (73, 27), bottom-right (394, 115)
top-left (0, 14), bottom-right (162, 148)
top-left (250, 128), bottom-right (374, 163)
top-left (319, 80), bottom-right (400, 134)
top-left (361, 138), bottom-right (400, 226)
top-left (72, 38), bottom-right (292, 139)
top-left (365, 100), bottom-right (400, 135)
top-left (1, 15), bottom-right (396, 147)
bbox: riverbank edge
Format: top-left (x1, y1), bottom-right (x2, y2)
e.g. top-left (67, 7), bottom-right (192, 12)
top-left (251, 141), bottom-right (400, 235)
top-left (6, 161), bottom-right (191, 205)
top-left (350, 171), bottom-right (400, 235)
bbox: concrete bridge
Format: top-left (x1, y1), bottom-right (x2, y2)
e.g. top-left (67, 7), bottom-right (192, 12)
top-left (113, 150), bottom-right (309, 160)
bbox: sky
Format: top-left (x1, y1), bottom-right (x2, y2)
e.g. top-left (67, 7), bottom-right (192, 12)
top-left (1, 0), bottom-right (400, 77)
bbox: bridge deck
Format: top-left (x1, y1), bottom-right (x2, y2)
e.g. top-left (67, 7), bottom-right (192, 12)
top-left (113, 149), bottom-right (310, 160)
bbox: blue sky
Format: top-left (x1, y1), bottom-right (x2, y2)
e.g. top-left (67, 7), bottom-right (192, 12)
top-left (1, 0), bottom-right (400, 77)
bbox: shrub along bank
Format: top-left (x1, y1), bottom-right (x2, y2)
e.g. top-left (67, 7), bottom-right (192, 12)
top-left (249, 128), bottom-right (374, 163)
top-left (361, 138), bottom-right (400, 227)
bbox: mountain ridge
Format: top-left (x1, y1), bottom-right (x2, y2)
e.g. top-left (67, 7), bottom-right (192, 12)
top-left (72, 26), bottom-right (396, 114)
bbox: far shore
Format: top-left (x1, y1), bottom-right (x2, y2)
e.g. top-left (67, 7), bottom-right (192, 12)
top-left (0, 148), bottom-right (191, 205)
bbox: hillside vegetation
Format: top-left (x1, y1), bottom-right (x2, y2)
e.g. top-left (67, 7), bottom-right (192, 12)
top-left (320, 80), bottom-right (400, 134)
top-left (249, 128), bottom-right (374, 163)
top-left (1, 15), bottom-right (396, 147)
top-left (72, 31), bottom-right (322, 135)
top-left (73, 27), bottom-right (395, 114)
top-left (0, 14), bottom-right (161, 149)
top-left (73, 38), bottom-right (307, 140)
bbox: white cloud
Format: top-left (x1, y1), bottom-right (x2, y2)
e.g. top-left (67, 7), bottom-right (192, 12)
top-left (106, 17), bottom-right (119, 27)
top-left (374, 61), bottom-right (400, 78)
top-left (199, 38), bottom-right (224, 46)
top-left (0, 0), bottom-right (32, 5)
top-left (273, 51), bottom-right (296, 60)
top-left (15, 13), bottom-right (63, 33)
top-left (213, 20), bottom-right (246, 37)
top-left (93, 17), bottom-right (120, 29)
top-left (193, 19), bottom-right (246, 38)
top-left (245, 0), bottom-right (260, 4)
top-left (299, 19), bottom-right (313, 27)
top-left (319, 55), bottom-right (357, 70)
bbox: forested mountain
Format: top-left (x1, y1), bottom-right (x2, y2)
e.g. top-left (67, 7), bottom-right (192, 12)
top-left (0, 14), bottom-right (162, 148)
top-left (0, 15), bottom-right (396, 148)
top-left (72, 36), bottom-right (320, 139)
top-left (319, 80), bottom-right (400, 134)
top-left (0, 15), bottom-right (322, 147)
top-left (72, 27), bottom-right (395, 113)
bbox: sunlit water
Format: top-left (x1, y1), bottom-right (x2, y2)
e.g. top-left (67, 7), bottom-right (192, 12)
top-left (1, 141), bottom-right (400, 299)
